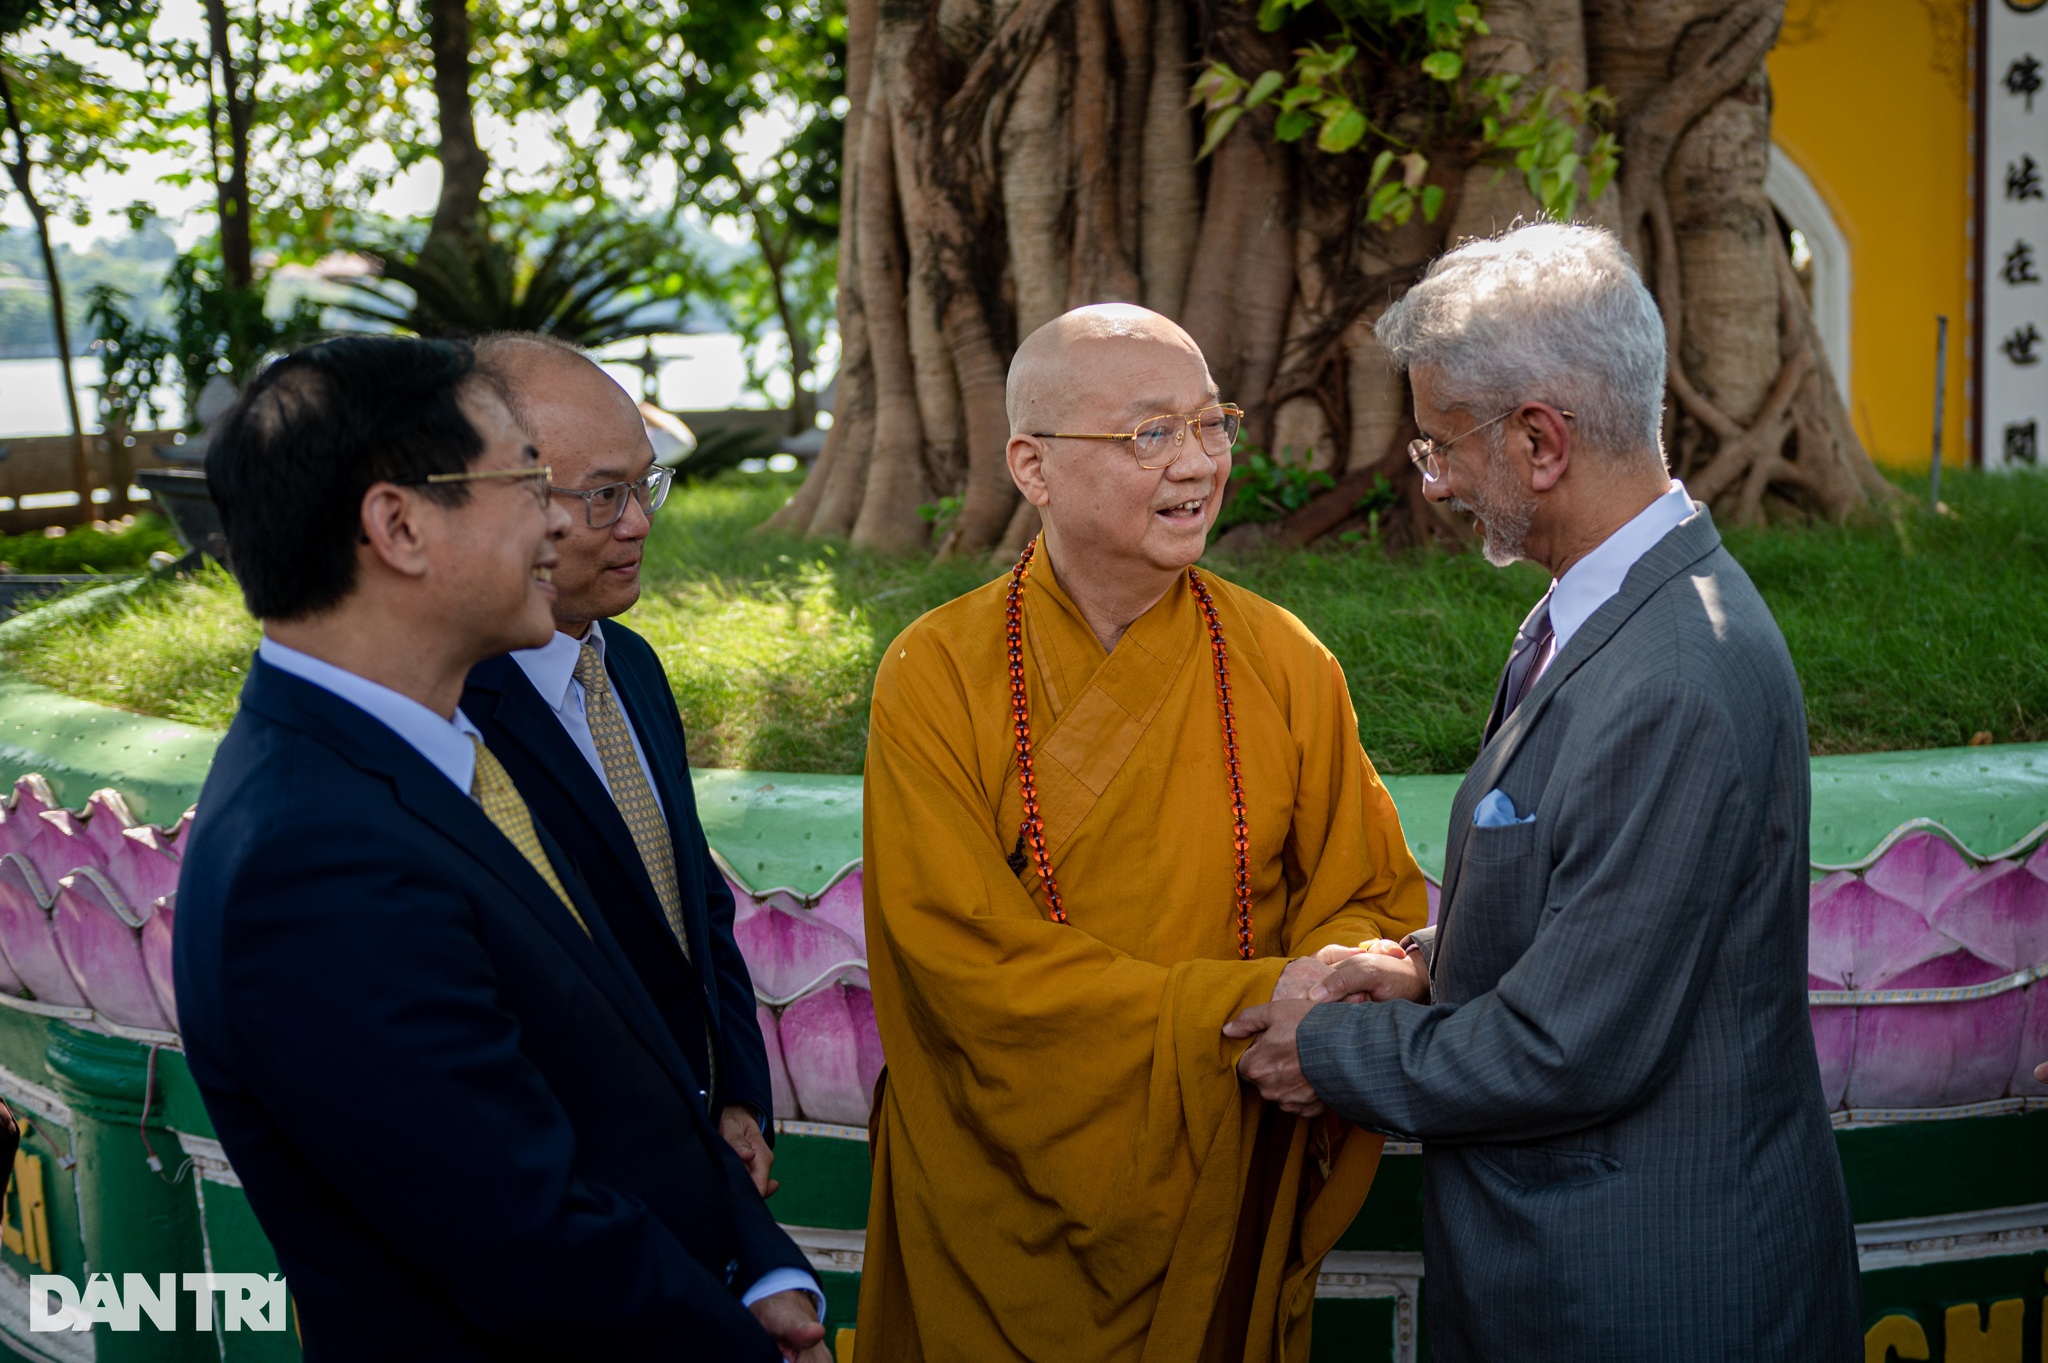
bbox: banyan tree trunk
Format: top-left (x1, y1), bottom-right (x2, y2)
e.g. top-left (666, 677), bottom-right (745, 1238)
top-left (776, 0), bottom-right (1893, 557)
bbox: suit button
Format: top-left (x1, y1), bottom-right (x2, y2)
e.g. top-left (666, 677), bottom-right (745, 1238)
top-left (725, 1257), bottom-right (739, 1285)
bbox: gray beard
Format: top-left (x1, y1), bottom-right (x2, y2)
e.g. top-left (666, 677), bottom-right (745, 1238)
top-left (1449, 453), bottom-right (1538, 567)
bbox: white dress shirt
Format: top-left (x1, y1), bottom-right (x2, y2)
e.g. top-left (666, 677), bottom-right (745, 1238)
top-left (1532, 479), bottom-right (1695, 685)
top-left (510, 622), bottom-right (665, 819)
top-left (257, 634), bottom-right (822, 1321)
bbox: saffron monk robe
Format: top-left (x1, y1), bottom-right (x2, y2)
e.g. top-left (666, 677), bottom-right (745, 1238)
top-left (855, 304), bottom-right (1428, 1363)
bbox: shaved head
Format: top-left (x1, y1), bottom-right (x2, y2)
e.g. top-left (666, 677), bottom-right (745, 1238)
top-left (1003, 305), bottom-right (1231, 636)
top-left (1006, 304), bottom-right (1216, 437)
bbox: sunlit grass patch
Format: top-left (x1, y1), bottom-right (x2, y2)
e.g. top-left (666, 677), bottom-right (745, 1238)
top-left (1, 565), bottom-right (256, 730)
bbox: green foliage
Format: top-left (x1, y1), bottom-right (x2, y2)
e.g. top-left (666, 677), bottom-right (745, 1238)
top-left (916, 494), bottom-right (965, 540)
top-left (23, 470), bottom-right (2038, 775)
top-left (1193, 0), bottom-right (1618, 226)
top-left (0, 216), bottom-right (175, 352)
top-left (1214, 445), bottom-right (1337, 533)
top-left (0, 513), bottom-right (175, 573)
top-left (164, 249), bottom-right (323, 413)
top-left (82, 282), bottom-right (170, 429)
top-left (335, 213), bottom-right (686, 346)
top-left (671, 426), bottom-right (777, 486)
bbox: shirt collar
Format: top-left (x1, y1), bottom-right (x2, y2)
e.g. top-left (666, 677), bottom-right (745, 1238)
top-left (1547, 479), bottom-right (1695, 653)
top-left (510, 621), bottom-right (607, 712)
top-left (257, 636), bottom-right (482, 792)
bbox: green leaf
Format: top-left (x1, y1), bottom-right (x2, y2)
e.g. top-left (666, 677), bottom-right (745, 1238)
top-left (1366, 148), bottom-right (1397, 192)
top-left (1367, 181), bottom-right (1406, 221)
top-left (1245, 70), bottom-right (1286, 109)
top-left (1274, 108), bottom-right (1316, 142)
top-left (1317, 107), bottom-right (1367, 153)
top-left (1420, 183), bottom-right (1446, 221)
top-left (1281, 83), bottom-right (1324, 112)
top-left (1420, 50), bottom-right (1462, 81)
top-left (1197, 104), bottom-right (1246, 160)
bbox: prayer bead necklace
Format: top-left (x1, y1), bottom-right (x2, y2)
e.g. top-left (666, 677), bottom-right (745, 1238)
top-left (1004, 539), bottom-right (1255, 959)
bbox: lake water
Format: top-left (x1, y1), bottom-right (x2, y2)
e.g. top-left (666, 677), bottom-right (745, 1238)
top-left (0, 334), bottom-right (757, 439)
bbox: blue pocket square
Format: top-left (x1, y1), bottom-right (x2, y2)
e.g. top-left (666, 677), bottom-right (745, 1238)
top-left (1474, 789), bottom-right (1536, 827)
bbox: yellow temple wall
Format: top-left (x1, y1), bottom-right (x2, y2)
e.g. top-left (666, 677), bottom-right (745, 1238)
top-left (1768, 0), bottom-right (1976, 470)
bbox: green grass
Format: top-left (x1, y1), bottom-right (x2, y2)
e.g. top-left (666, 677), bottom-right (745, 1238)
top-left (3, 470), bottom-right (2042, 775)
top-left (0, 514), bottom-right (180, 574)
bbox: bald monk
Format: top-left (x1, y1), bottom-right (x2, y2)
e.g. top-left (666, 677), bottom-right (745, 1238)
top-left (856, 304), bottom-right (1429, 1362)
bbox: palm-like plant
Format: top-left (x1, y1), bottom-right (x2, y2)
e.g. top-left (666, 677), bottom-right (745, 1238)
top-left (336, 215), bottom-right (685, 346)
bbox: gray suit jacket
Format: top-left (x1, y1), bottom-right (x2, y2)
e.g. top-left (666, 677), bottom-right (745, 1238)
top-left (1298, 506), bottom-right (1860, 1361)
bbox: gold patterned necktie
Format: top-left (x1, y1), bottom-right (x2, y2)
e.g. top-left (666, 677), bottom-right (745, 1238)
top-left (573, 643), bottom-right (690, 961)
top-left (469, 736), bottom-right (590, 937)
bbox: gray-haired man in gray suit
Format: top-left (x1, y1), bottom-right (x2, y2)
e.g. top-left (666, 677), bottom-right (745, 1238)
top-left (1225, 223), bottom-right (1860, 1360)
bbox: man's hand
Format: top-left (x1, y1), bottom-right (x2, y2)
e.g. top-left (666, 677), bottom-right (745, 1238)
top-left (1272, 956), bottom-right (1334, 1001)
top-left (1223, 999), bottom-right (1322, 1116)
top-left (748, 1288), bottom-right (829, 1362)
top-left (1308, 943), bottom-right (1430, 1004)
top-left (722, 1105), bottom-right (778, 1198)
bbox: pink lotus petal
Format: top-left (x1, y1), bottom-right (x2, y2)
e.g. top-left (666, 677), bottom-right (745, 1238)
top-left (2012, 983), bottom-right (2048, 1098)
top-left (161, 809), bottom-right (195, 847)
top-left (142, 895), bottom-right (177, 1029)
top-left (1806, 875), bottom-right (1947, 989)
top-left (0, 854), bottom-right (84, 1007)
top-left (75, 790), bottom-right (139, 867)
top-left (810, 870), bottom-right (866, 950)
top-left (52, 869), bottom-right (173, 1031)
top-left (1862, 831), bottom-right (1978, 913)
top-left (27, 808), bottom-right (101, 886)
top-left (1846, 950), bottom-right (2019, 1109)
top-left (1807, 1003), bottom-right (1854, 1109)
top-left (104, 825), bottom-right (182, 914)
top-left (733, 902), bottom-right (865, 1004)
top-left (1930, 862), bottom-right (2048, 973)
top-left (777, 982), bottom-right (884, 1126)
top-left (757, 1002), bottom-right (795, 1123)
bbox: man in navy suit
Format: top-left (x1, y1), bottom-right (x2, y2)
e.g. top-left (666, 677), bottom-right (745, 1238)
top-left (459, 335), bottom-right (781, 1195)
top-left (174, 336), bottom-right (829, 1361)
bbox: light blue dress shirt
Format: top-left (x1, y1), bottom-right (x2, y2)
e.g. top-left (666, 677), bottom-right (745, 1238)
top-left (254, 636), bottom-right (822, 1321)
top-left (1544, 479), bottom-right (1695, 659)
top-left (508, 622), bottom-right (665, 819)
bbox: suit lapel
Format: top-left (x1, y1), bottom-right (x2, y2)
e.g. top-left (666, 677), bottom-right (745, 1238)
top-left (1439, 508), bottom-right (1725, 925)
top-left (470, 657), bottom-right (676, 938)
top-left (244, 660), bottom-right (705, 1109)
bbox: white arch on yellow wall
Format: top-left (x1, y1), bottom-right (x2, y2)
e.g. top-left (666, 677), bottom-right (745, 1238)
top-left (1765, 144), bottom-right (1852, 403)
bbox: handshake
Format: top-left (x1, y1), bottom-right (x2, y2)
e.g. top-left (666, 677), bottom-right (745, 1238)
top-left (1223, 938), bottom-right (1430, 1119)
top-left (1272, 938), bottom-right (1429, 1006)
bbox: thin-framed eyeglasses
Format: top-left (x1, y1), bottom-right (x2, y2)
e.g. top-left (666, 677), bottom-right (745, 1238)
top-left (1031, 403), bottom-right (1244, 471)
top-left (1407, 407), bottom-right (1573, 485)
top-left (549, 465), bottom-right (675, 529)
top-left (400, 464), bottom-right (554, 510)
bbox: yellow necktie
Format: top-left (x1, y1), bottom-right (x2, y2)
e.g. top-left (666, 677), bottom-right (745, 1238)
top-left (573, 643), bottom-right (690, 961)
top-left (469, 736), bottom-right (590, 937)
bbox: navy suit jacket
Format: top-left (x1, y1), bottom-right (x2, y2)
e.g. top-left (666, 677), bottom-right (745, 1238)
top-left (461, 620), bottom-right (772, 1127)
top-left (174, 657), bottom-right (808, 1362)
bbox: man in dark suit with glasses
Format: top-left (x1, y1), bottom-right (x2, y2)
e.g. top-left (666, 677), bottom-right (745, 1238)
top-left (461, 335), bottom-right (788, 1205)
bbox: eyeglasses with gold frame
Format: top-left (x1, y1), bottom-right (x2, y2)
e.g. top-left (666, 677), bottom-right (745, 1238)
top-left (399, 464), bottom-right (555, 510)
top-left (1031, 403), bottom-right (1244, 470)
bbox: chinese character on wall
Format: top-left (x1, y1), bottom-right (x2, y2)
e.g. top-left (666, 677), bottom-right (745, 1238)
top-left (1982, 8), bottom-right (2048, 471)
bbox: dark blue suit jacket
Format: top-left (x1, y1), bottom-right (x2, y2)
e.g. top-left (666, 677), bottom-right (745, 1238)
top-left (462, 620), bottom-right (772, 1127)
top-left (174, 656), bottom-right (807, 1362)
